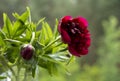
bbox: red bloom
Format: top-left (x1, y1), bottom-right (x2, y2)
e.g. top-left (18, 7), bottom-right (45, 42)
top-left (58, 16), bottom-right (91, 57)
top-left (20, 44), bottom-right (35, 60)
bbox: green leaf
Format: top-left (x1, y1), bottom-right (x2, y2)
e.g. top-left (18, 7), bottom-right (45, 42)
top-left (39, 25), bottom-right (45, 45)
top-left (44, 22), bottom-right (53, 38)
top-left (25, 29), bottom-right (32, 42)
top-left (0, 76), bottom-right (6, 79)
top-left (46, 59), bottom-right (67, 76)
top-left (35, 31), bottom-right (41, 40)
top-left (66, 55), bottom-right (75, 65)
top-left (39, 22), bottom-right (53, 45)
top-left (53, 19), bottom-right (59, 39)
top-left (30, 22), bottom-right (36, 32)
top-left (48, 53), bottom-right (69, 62)
top-left (38, 55), bottom-right (68, 75)
top-left (43, 36), bottom-right (61, 51)
top-left (42, 22), bottom-right (49, 40)
top-left (13, 19), bottom-right (24, 29)
top-left (52, 42), bottom-right (67, 53)
top-left (0, 30), bottom-right (7, 47)
top-left (39, 55), bottom-right (59, 75)
top-left (39, 55), bottom-right (58, 64)
top-left (12, 12), bottom-right (20, 19)
top-left (0, 56), bottom-right (9, 74)
top-left (15, 25), bottom-right (27, 37)
top-left (12, 19), bottom-right (25, 38)
top-left (37, 17), bottom-right (45, 26)
top-left (0, 29), bottom-right (7, 39)
top-left (3, 13), bottom-right (13, 38)
top-left (5, 47), bottom-right (19, 63)
top-left (12, 7), bottom-right (30, 38)
top-left (4, 39), bottom-right (23, 46)
top-left (47, 62), bottom-right (59, 76)
top-left (19, 7), bottom-right (30, 22)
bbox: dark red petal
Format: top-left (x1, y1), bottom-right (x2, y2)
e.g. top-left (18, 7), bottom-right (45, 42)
top-left (79, 47), bottom-right (88, 55)
top-left (68, 44), bottom-right (80, 57)
top-left (84, 34), bottom-right (91, 47)
top-left (61, 29), bottom-right (71, 44)
top-left (58, 16), bottom-right (72, 33)
top-left (62, 16), bottom-right (72, 23)
top-left (73, 17), bottom-right (88, 28)
top-left (85, 40), bottom-right (91, 47)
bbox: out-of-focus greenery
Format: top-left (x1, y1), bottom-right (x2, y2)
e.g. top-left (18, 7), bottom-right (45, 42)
top-left (32, 16), bottom-right (120, 81)
top-left (97, 16), bottom-right (120, 81)
top-left (0, 0), bottom-right (120, 81)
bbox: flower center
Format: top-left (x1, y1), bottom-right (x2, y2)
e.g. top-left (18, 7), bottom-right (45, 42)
top-left (68, 22), bottom-right (81, 34)
top-left (71, 27), bottom-right (81, 34)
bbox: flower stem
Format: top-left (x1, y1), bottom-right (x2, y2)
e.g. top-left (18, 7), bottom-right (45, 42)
top-left (0, 55), bottom-right (16, 80)
top-left (43, 36), bottom-right (61, 50)
top-left (30, 32), bottom-right (35, 44)
top-left (23, 68), bottom-right (28, 81)
top-left (15, 65), bottom-right (21, 81)
top-left (66, 55), bottom-right (75, 65)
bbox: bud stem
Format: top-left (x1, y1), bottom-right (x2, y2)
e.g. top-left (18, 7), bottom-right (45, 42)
top-left (30, 32), bottom-right (35, 44)
top-left (23, 68), bottom-right (28, 81)
top-left (66, 55), bottom-right (75, 65)
top-left (43, 35), bottom-right (61, 50)
top-left (0, 55), bottom-right (16, 80)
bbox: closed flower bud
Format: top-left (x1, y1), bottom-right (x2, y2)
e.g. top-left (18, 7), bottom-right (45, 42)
top-left (20, 44), bottom-right (35, 60)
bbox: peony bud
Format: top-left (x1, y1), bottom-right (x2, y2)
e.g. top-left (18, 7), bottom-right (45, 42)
top-left (20, 44), bottom-right (35, 60)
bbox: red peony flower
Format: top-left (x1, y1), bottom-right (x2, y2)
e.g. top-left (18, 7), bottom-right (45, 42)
top-left (58, 16), bottom-right (91, 57)
top-left (20, 44), bottom-right (35, 60)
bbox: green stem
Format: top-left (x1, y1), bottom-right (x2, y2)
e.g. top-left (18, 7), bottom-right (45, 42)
top-left (23, 68), bottom-right (28, 81)
top-left (28, 11), bottom-right (31, 23)
top-left (15, 65), bottom-right (21, 81)
top-left (66, 55), bottom-right (75, 65)
top-left (43, 36), bottom-right (61, 50)
top-left (30, 32), bottom-right (35, 44)
top-left (0, 55), bottom-right (16, 79)
top-left (4, 39), bottom-right (23, 44)
top-left (6, 72), bottom-right (11, 79)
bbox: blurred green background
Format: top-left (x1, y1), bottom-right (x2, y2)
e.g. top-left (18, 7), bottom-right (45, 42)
top-left (0, 0), bottom-right (120, 81)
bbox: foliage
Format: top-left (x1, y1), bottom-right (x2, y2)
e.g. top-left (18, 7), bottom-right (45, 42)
top-left (98, 16), bottom-right (120, 81)
top-left (0, 7), bottom-right (75, 81)
top-left (28, 16), bottom-right (120, 81)
top-left (0, 0), bottom-right (120, 81)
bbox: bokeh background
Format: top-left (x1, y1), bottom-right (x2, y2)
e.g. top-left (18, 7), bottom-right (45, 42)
top-left (0, 0), bottom-right (120, 81)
